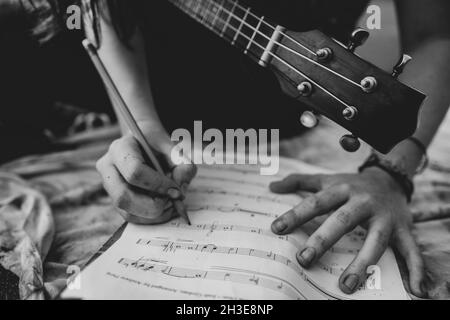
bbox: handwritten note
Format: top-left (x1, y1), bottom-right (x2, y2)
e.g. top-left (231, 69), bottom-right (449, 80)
top-left (62, 158), bottom-right (409, 300)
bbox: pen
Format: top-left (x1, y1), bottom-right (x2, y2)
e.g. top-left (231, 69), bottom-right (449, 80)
top-left (82, 39), bottom-right (191, 225)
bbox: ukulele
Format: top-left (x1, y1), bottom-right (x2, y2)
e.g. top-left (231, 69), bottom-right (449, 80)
top-left (169, 0), bottom-right (426, 154)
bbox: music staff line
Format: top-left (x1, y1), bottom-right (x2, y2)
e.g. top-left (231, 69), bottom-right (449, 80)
top-left (195, 174), bottom-right (269, 189)
top-left (136, 238), bottom-right (343, 277)
top-left (118, 257), bottom-right (304, 300)
top-left (199, 164), bottom-right (286, 179)
top-left (187, 186), bottom-right (298, 207)
top-left (165, 220), bottom-right (359, 256)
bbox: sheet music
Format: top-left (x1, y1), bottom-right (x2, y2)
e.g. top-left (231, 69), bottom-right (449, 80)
top-left (62, 158), bottom-right (409, 300)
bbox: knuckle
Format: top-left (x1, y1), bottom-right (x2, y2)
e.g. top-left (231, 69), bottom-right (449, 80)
top-left (311, 233), bottom-right (328, 251)
top-left (335, 210), bottom-right (354, 230)
top-left (303, 194), bottom-right (321, 211)
top-left (373, 229), bottom-right (390, 248)
top-left (338, 183), bottom-right (352, 194)
top-left (109, 138), bottom-right (121, 152)
top-left (359, 193), bottom-right (375, 206)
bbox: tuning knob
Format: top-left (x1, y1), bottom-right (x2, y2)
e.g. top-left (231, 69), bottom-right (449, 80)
top-left (392, 54), bottom-right (412, 79)
top-left (340, 134), bottom-right (361, 152)
top-left (348, 28), bottom-right (370, 53)
top-left (300, 111), bottom-right (319, 128)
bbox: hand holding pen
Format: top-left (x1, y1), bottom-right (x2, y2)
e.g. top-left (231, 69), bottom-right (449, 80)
top-left (84, 40), bottom-right (197, 225)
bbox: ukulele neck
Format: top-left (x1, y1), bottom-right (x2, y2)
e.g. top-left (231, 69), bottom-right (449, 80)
top-left (169, 0), bottom-right (284, 66)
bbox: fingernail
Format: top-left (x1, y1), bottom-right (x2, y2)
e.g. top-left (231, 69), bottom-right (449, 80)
top-left (272, 219), bottom-right (287, 233)
top-left (167, 188), bottom-right (182, 199)
top-left (297, 248), bottom-right (316, 267)
top-left (343, 274), bottom-right (360, 293)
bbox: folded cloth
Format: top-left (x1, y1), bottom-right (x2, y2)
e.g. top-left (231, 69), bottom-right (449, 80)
top-left (0, 173), bottom-right (54, 300)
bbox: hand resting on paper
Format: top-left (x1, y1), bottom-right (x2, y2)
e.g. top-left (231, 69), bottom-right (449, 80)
top-left (270, 167), bottom-right (426, 297)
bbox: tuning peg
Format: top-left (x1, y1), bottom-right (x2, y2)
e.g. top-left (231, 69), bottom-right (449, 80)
top-left (300, 111), bottom-right (319, 128)
top-left (392, 54), bottom-right (412, 79)
top-left (348, 28), bottom-right (370, 53)
top-left (340, 134), bottom-right (361, 152)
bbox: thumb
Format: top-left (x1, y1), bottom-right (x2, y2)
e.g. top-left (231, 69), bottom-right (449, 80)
top-left (270, 174), bottom-right (322, 194)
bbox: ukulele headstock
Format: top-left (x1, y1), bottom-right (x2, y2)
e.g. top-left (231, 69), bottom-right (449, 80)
top-left (270, 28), bottom-right (426, 154)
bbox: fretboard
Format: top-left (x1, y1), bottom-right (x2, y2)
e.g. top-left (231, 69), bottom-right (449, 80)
top-left (169, 0), bottom-right (281, 66)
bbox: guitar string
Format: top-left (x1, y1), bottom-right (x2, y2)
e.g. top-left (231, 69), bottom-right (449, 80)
top-left (172, 1), bottom-right (354, 109)
top-left (229, 0), bottom-right (365, 89)
top-left (181, 0), bottom-right (365, 90)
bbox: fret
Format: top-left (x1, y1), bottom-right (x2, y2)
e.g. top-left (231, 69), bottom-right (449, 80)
top-left (201, 0), bottom-right (215, 29)
top-left (169, 0), bottom-right (278, 65)
top-left (214, 1), bottom-right (229, 36)
top-left (249, 21), bottom-right (273, 58)
top-left (201, 0), bottom-right (213, 25)
top-left (191, 0), bottom-right (201, 16)
top-left (232, 7), bottom-right (250, 45)
top-left (245, 16), bottom-right (264, 54)
top-left (232, 8), bottom-right (264, 57)
top-left (220, 1), bottom-right (238, 39)
top-left (210, 0), bottom-right (223, 30)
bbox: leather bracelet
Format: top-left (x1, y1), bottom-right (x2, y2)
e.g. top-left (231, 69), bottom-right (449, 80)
top-left (359, 153), bottom-right (414, 203)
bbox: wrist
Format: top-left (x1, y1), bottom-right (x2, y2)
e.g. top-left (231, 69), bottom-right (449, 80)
top-left (375, 138), bottom-right (427, 178)
top-left (361, 167), bottom-right (407, 198)
top-left (359, 153), bottom-right (415, 202)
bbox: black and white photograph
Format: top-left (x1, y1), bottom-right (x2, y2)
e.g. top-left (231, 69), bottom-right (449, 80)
top-left (0, 0), bottom-right (449, 304)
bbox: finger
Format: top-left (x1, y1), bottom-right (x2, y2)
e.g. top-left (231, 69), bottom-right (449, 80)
top-left (109, 137), bottom-right (182, 199)
top-left (297, 200), bottom-right (365, 268)
top-left (97, 155), bottom-right (171, 223)
top-left (393, 226), bottom-right (427, 298)
top-left (339, 219), bottom-right (392, 294)
top-left (270, 174), bottom-right (323, 194)
top-left (271, 184), bottom-right (350, 235)
top-left (122, 205), bottom-right (176, 225)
